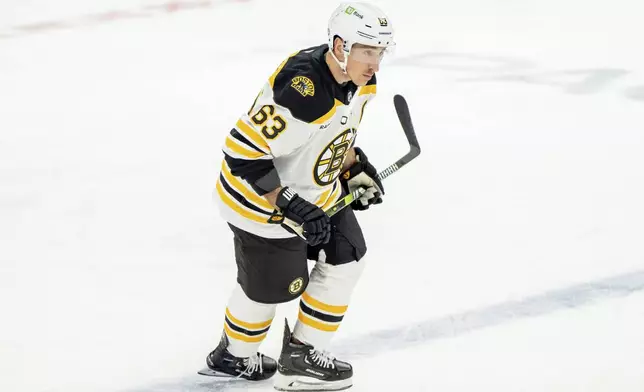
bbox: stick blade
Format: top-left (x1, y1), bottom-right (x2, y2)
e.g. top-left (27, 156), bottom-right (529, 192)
top-left (393, 94), bottom-right (421, 155)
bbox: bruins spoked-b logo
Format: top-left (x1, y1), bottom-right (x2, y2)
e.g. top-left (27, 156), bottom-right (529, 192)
top-left (291, 76), bottom-right (315, 97)
top-left (289, 277), bottom-right (304, 294)
top-left (313, 129), bottom-right (355, 186)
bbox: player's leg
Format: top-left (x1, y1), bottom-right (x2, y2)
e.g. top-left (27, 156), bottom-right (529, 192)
top-left (202, 224), bottom-right (309, 381)
top-left (275, 208), bottom-right (367, 391)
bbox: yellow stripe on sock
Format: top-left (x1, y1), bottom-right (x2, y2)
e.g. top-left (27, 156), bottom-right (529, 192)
top-left (224, 323), bottom-right (268, 343)
top-left (226, 308), bottom-right (273, 330)
top-left (298, 311), bottom-right (340, 332)
top-left (301, 292), bottom-right (348, 315)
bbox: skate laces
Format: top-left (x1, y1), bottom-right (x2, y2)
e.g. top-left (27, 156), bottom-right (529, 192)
top-left (238, 353), bottom-right (263, 378)
top-left (309, 349), bottom-right (335, 369)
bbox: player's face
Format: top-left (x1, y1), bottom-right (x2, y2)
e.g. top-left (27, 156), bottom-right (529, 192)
top-left (347, 44), bottom-right (385, 86)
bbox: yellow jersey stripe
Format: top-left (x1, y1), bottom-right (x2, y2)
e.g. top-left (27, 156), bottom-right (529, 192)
top-left (217, 180), bottom-right (270, 224)
top-left (224, 323), bottom-right (268, 343)
top-left (298, 311), bottom-right (340, 332)
top-left (359, 100), bottom-right (368, 124)
top-left (269, 51), bottom-right (300, 88)
top-left (359, 85), bottom-right (377, 96)
top-left (225, 136), bottom-right (265, 159)
top-left (225, 308), bottom-right (273, 330)
top-left (236, 119), bottom-right (270, 152)
top-left (314, 187), bottom-right (332, 207)
top-left (321, 183), bottom-right (342, 210)
top-left (312, 99), bottom-right (343, 125)
top-left (221, 162), bottom-right (274, 211)
top-left (301, 292), bottom-right (348, 315)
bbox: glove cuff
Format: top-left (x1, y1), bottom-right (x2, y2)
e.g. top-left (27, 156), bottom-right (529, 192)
top-left (353, 147), bottom-right (367, 163)
top-left (275, 187), bottom-right (298, 210)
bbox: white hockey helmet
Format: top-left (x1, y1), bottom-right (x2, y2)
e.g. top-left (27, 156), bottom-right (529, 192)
top-left (327, 2), bottom-right (395, 71)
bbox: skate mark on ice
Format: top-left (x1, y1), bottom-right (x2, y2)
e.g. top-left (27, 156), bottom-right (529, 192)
top-left (126, 269), bottom-right (644, 391)
top-left (333, 269), bottom-right (644, 358)
top-left (0, 0), bottom-right (251, 40)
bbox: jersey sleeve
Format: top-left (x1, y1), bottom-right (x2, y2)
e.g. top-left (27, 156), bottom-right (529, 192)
top-left (220, 52), bottom-right (337, 194)
top-left (226, 68), bottom-right (336, 160)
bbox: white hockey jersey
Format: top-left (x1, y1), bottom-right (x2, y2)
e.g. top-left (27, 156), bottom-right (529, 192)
top-left (215, 44), bottom-right (377, 238)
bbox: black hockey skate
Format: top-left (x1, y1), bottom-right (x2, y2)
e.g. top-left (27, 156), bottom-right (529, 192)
top-left (198, 333), bottom-right (277, 381)
top-left (274, 320), bottom-right (352, 391)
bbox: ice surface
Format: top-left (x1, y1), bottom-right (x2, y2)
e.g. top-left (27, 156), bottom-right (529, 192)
top-left (1, 1), bottom-right (643, 391)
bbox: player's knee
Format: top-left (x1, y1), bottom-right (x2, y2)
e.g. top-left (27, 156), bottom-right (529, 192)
top-left (239, 273), bottom-right (310, 304)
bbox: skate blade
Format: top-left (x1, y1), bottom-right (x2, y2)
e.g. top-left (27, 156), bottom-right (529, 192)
top-left (274, 374), bottom-right (352, 391)
top-left (197, 367), bottom-right (239, 378)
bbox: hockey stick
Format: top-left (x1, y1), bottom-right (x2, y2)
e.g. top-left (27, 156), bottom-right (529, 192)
top-left (283, 94), bottom-right (421, 237)
top-left (325, 94), bottom-right (421, 217)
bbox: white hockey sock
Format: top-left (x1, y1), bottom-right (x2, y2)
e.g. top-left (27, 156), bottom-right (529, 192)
top-left (293, 260), bottom-right (365, 349)
top-left (222, 284), bottom-right (277, 358)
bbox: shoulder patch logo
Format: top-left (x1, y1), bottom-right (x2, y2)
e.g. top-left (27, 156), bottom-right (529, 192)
top-left (291, 76), bottom-right (315, 97)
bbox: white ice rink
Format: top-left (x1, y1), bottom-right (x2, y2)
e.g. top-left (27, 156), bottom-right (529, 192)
top-left (1, 1), bottom-right (644, 391)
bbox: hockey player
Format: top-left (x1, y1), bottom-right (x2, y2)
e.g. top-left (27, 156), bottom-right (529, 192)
top-left (203, 2), bottom-right (395, 390)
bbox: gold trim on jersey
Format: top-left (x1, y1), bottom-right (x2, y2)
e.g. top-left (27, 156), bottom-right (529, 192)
top-left (314, 181), bottom-right (341, 210)
top-left (269, 51), bottom-right (300, 88)
top-left (236, 119), bottom-right (270, 153)
top-left (224, 135), bottom-right (266, 159)
top-left (358, 100), bottom-right (368, 124)
top-left (216, 179), bottom-right (270, 224)
top-left (314, 186), bottom-right (332, 207)
top-left (359, 84), bottom-right (377, 96)
top-left (312, 99), bottom-right (344, 125)
top-left (321, 182), bottom-right (342, 210)
top-left (221, 161), bottom-right (274, 211)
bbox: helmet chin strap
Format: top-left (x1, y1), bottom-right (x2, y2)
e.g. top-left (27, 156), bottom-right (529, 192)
top-left (330, 48), bottom-right (349, 74)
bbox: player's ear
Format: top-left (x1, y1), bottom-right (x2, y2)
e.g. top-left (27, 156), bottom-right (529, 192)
top-left (333, 36), bottom-right (345, 61)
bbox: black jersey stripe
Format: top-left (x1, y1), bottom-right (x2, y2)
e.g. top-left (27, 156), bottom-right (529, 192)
top-left (219, 174), bottom-right (272, 216)
top-left (230, 128), bottom-right (267, 154)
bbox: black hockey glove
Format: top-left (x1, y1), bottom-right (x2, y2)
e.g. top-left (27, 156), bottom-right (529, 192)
top-left (275, 187), bottom-right (331, 246)
top-left (340, 147), bottom-right (384, 211)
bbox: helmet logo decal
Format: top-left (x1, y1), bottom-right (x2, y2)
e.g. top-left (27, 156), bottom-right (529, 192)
top-left (345, 6), bottom-right (364, 19)
top-left (378, 17), bottom-right (388, 27)
top-left (291, 76), bottom-right (315, 97)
